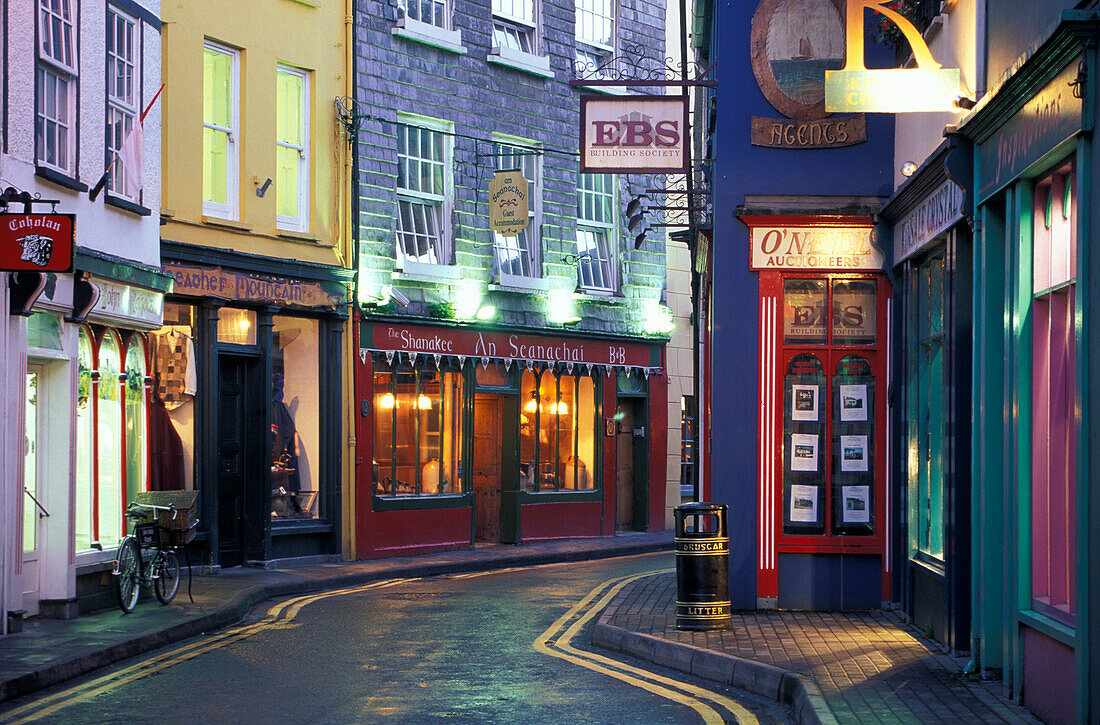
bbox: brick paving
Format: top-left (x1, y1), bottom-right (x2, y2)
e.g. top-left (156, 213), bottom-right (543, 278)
top-left (601, 572), bottom-right (1042, 725)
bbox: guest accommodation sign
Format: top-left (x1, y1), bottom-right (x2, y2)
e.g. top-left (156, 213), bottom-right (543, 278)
top-left (580, 95), bottom-right (689, 173)
top-left (488, 170), bottom-right (529, 237)
top-left (748, 219), bottom-right (884, 270)
top-left (164, 263), bottom-right (347, 309)
top-left (976, 57), bottom-right (1082, 203)
top-left (824, 0), bottom-right (961, 113)
top-left (749, 0), bottom-right (867, 149)
top-left (0, 214), bottom-right (75, 272)
top-left (360, 321), bottom-right (657, 369)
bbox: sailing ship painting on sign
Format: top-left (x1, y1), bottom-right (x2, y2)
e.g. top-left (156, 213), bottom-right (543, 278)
top-left (767, 0), bottom-right (845, 106)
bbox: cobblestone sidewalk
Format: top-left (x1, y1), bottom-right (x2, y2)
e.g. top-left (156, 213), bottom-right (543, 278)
top-left (597, 572), bottom-right (1042, 725)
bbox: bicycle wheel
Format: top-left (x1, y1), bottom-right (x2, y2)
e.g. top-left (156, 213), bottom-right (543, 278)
top-left (115, 537), bottom-right (141, 613)
top-left (154, 550), bottom-right (181, 604)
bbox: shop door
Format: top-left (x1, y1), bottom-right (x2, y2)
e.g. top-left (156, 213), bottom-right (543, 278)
top-left (615, 399), bottom-right (647, 531)
top-left (22, 367), bottom-right (44, 617)
top-left (472, 394), bottom-right (503, 543)
top-left (217, 355), bottom-right (261, 568)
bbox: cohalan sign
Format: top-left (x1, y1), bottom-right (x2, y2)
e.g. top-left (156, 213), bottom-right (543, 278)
top-left (488, 169), bottom-right (530, 237)
top-left (824, 0), bottom-right (961, 113)
top-left (580, 95), bottom-right (689, 173)
top-left (0, 214), bottom-right (75, 272)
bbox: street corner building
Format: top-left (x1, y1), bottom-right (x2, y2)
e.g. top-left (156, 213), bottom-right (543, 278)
top-left (349, 0), bottom-right (677, 556)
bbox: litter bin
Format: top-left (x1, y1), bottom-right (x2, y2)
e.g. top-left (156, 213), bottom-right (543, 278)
top-left (674, 502), bottom-right (731, 631)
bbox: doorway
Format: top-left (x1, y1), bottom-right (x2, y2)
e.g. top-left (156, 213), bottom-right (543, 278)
top-left (615, 398), bottom-right (648, 531)
top-left (22, 366), bottom-right (45, 616)
top-left (217, 355), bottom-right (262, 567)
top-left (472, 394), bottom-right (503, 543)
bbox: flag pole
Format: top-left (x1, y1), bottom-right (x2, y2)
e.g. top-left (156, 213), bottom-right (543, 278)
top-left (90, 83), bottom-right (165, 201)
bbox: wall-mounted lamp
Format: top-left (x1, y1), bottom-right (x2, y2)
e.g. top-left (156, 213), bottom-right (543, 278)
top-left (255, 178), bottom-right (273, 197)
top-left (952, 95), bottom-right (976, 111)
top-left (900, 161), bottom-right (918, 178)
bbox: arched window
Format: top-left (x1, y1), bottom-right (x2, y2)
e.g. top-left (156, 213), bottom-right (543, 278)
top-left (124, 335), bottom-right (148, 505)
top-left (97, 331), bottom-right (124, 549)
top-left (75, 327), bottom-right (95, 550)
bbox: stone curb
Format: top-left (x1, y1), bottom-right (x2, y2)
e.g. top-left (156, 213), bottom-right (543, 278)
top-left (1, 537), bottom-right (671, 703)
top-left (591, 622), bottom-right (838, 725)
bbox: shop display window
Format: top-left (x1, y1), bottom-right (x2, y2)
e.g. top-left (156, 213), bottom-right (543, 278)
top-left (98, 332), bottom-right (124, 548)
top-left (217, 306), bottom-right (256, 345)
top-left (271, 316), bottom-right (321, 519)
top-left (124, 336), bottom-right (149, 511)
top-left (1030, 162), bottom-right (1076, 625)
top-left (75, 328), bottom-right (95, 550)
top-left (373, 359), bottom-right (464, 496)
top-left (149, 303), bottom-right (196, 491)
top-left (520, 369), bottom-right (596, 492)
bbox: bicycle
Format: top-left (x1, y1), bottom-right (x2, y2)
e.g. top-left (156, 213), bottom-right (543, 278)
top-left (112, 501), bottom-right (185, 613)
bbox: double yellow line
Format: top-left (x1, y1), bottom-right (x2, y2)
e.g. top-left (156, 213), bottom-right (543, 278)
top-left (0, 578), bottom-right (415, 724)
top-left (534, 570), bottom-right (758, 725)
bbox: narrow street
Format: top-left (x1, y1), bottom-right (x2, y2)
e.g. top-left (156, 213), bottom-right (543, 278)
top-left (0, 554), bottom-right (790, 724)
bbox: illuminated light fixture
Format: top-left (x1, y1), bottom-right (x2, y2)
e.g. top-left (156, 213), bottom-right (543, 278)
top-left (454, 279), bottom-right (485, 320)
top-left (952, 94), bottom-right (976, 110)
top-left (900, 161), bottom-right (917, 177)
top-left (379, 393), bottom-right (396, 409)
top-left (417, 395), bottom-right (432, 410)
top-left (546, 288), bottom-right (579, 325)
top-left (476, 304), bottom-right (497, 321)
top-left (642, 300), bottom-right (676, 335)
top-left (555, 401), bottom-right (569, 415)
top-left (524, 393), bottom-right (538, 414)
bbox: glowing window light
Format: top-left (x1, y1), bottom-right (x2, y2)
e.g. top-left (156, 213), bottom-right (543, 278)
top-left (417, 395), bottom-right (432, 410)
top-left (379, 393), bottom-right (396, 409)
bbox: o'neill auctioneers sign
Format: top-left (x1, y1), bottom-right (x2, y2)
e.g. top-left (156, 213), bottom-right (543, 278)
top-left (581, 95), bottom-right (689, 174)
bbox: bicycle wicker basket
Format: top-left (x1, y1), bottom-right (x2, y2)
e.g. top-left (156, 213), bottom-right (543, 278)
top-left (133, 491), bottom-right (200, 546)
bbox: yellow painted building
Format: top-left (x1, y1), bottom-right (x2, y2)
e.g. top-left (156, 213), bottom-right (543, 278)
top-left (155, 0), bottom-right (356, 567)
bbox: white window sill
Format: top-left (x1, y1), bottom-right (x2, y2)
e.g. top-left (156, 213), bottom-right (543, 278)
top-left (488, 47), bottom-right (554, 79)
top-left (394, 259), bottom-right (463, 283)
top-left (392, 18), bottom-right (467, 55)
top-left (489, 273), bottom-right (551, 292)
top-left (576, 288), bottom-right (622, 301)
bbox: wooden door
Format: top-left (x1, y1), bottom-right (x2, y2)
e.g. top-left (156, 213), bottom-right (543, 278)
top-left (217, 356), bottom-right (257, 567)
top-left (472, 394), bottom-right (502, 542)
top-left (615, 402), bottom-right (635, 530)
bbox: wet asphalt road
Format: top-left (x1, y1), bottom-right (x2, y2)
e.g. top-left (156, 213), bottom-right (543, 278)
top-left (0, 553), bottom-right (791, 724)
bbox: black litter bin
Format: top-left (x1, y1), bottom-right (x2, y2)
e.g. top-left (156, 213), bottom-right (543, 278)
top-left (674, 502), bottom-right (731, 631)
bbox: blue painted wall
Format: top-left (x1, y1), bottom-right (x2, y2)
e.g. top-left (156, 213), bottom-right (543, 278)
top-left (707, 1), bottom-right (895, 609)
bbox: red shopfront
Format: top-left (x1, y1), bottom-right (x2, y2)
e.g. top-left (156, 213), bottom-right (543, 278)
top-left (354, 319), bottom-right (667, 558)
top-left (746, 216), bottom-right (892, 609)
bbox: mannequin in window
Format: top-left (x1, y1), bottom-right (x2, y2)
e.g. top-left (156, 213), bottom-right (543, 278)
top-left (271, 373), bottom-right (302, 512)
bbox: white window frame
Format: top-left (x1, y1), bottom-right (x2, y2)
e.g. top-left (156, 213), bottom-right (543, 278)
top-left (202, 40), bottom-right (240, 220)
top-left (492, 137), bottom-right (542, 280)
top-left (276, 64), bottom-right (310, 233)
top-left (576, 171), bottom-right (617, 293)
top-left (36, 0), bottom-right (78, 175)
top-left (107, 6), bottom-right (140, 199)
top-left (393, 0), bottom-right (466, 55)
top-left (395, 114), bottom-right (454, 268)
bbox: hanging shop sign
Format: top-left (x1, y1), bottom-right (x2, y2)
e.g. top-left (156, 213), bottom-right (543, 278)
top-left (580, 95), bottom-right (689, 173)
top-left (975, 57), bottom-right (1083, 203)
top-left (87, 278), bottom-right (165, 329)
top-left (895, 180), bottom-right (964, 262)
top-left (164, 263), bottom-right (347, 309)
top-left (0, 214), bottom-right (75, 272)
top-left (749, 0), bottom-right (867, 149)
top-left (824, 0), bottom-right (961, 114)
top-left (749, 219), bottom-right (884, 270)
top-left (360, 321), bottom-right (657, 369)
top-left (488, 170), bottom-right (530, 237)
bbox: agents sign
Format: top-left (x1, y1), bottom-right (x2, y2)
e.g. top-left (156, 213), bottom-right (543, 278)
top-left (825, 0), bottom-right (961, 113)
top-left (581, 95), bottom-right (689, 173)
top-left (0, 214), bottom-right (75, 272)
top-left (488, 169), bottom-right (530, 237)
